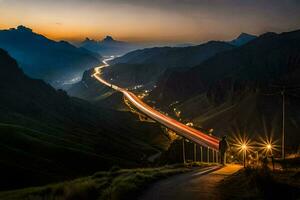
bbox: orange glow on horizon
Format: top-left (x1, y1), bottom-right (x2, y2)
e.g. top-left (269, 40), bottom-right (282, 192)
top-left (0, 0), bottom-right (248, 43)
top-left (1, 0), bottom-right (300, 43)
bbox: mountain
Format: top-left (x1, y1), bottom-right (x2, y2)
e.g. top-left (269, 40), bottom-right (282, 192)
top-left (229, 32), bottom-right (257, 46)
top-left (80, 35), bottom-right (141, 56)
top-left (110, 41), bottom-right (234, 67)
top-left (148, 30), bottom-right (300, 149)
top-left (104, 41), bottom-right (234, 88)
top-left (0, 49), bottom-right (170, 191)
top-left (68, 41), bottom-right (234, 99)
top-left (0, 25), bottom-right (101, 88)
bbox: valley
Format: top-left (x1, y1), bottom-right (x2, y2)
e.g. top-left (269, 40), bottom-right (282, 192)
top-left (0, 2), bottom-right (300, 197)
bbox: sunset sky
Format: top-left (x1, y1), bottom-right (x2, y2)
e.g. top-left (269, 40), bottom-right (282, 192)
top-left (1, 0), bottom-right (300, 43)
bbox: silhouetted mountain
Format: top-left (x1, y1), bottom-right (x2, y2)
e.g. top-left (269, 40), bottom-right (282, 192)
top-left (0, 49), bottom-right (169, 190)
top-left (149, 29), bottom-right (300, 148)
top-left (81, 35), bottom-right (141, 56)
top-left (0, 25), bottom-right (101, 88)
top-left (229, 32), bottom-right (257, 46)
top-left (110, 41), bottom-right (234, 67)
top-left (68, 41), bottom-right (234, 99)
top-left (96, 41), bottom-right (234, 89)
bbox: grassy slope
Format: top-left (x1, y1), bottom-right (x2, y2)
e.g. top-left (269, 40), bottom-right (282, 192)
top-left (0, 163), bottom-right (212, 200)
top-left (0, 49), bottom-right (171, 190)
top-left (0, 110), bottom-right (171, 190)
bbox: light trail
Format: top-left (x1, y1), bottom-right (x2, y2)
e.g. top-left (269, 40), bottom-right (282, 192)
top-left (92, 57), bottom-right (219, 150)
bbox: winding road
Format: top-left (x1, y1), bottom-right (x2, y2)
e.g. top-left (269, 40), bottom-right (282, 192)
top-left (138, 164), bottom-right (242, 200)
top-left (92, 58), bottom-right (219, 150)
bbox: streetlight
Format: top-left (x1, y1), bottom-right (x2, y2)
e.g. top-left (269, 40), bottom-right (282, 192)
top-left (231, 134), bottom-right (253, 167)
top-left (266, 144), bottom-right (272, 152)
top-left (241, 143), bottom-right (247, 167)
top-left (257, 136), bottom-right (278, 156)
top-left (281, 90), bottom-right (285, 160)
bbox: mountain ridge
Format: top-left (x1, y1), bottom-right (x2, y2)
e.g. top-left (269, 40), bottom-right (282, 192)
top-left (229, 32), bottom-right (257, 46)
top-left (0, 25), bottom-right (101, 88)
top-left (80, 35), bottom-right (140, 56)
top-left (148, 29), bottom-right (300, 148)
top-left (68, 41), bottom-right (235, 98)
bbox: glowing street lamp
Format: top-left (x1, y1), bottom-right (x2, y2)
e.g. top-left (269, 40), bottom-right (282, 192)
top-left (266, 144), bottom-right (272, 151)
top-left (241, 143), bottom-right (247, 167)
top-left (242, 144), bottom-right (247, 150)
top-left (257, 136), bottom-right (278, 157)
top-left (231, 134), bottom-right (253, 167)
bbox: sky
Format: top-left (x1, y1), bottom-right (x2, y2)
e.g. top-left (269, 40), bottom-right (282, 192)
top-left (0, 0), bottom-right (300, 43)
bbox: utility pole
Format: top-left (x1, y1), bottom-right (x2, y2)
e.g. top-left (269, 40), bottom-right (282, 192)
top-left (267, 84), bottom-right (300, 160)
top-left (281, 89), bottom-right (285, 160)
top-left (263, 84), bottom-right (300, 160)
top-left (194, 143), bottom-right (197, 162)
top-left (182, 139), bottom-right (186, 164)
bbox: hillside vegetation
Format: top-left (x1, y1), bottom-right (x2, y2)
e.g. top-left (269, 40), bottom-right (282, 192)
top-left (0, 49), bottom-right (170, 190)
top-left (0, 164), bottom-right (212, 200)
top-left (149, 30), bottom-right (300, 148)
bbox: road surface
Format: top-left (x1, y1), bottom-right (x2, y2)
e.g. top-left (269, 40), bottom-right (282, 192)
top-left (92, 58), bottom-right (219, 150)
top-left (139, 164), bottom-right (242, 200)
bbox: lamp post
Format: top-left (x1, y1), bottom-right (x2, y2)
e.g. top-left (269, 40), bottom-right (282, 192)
top-left (242, 144), bottom-right (247, 167)
top-left (281, 90), bottom-right (285, 160)
top-left (266, 144), bottom-right (272, 155)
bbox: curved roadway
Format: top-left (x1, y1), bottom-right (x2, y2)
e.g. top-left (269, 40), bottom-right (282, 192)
top-left (92, 58), bottom-right (219, 150)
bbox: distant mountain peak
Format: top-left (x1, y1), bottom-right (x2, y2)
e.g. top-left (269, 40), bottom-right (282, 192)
top-left (83, 37), bottom-right (96, 43)
top-left (80, 35), bottom-right (138, 56)
top-left (229, 32), bottom-right (257, 46)
top-left (237, 32), bottom-right (256, 39)
top-left (103, 35), bottom-right (115, 42)
top-left (16, 25), bottom-right (33, 33)
top-left (259, 32), bottom-right (277, 38)
top-left (0, 25), bottom-right (101, 88)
